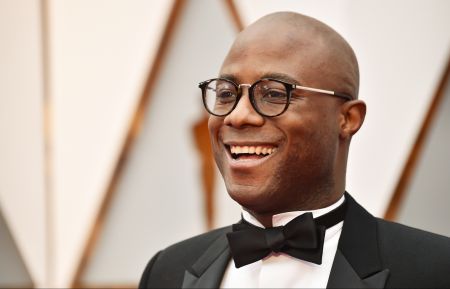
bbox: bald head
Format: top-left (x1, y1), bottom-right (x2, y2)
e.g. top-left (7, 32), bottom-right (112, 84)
top-left (223, 12), bottom-right (359, 99)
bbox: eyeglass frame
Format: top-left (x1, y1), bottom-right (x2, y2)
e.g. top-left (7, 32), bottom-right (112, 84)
top-left (198, 77), bottom-right (353, 117)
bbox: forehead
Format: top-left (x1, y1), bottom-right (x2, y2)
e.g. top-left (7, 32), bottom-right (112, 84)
top-left (220, 28), bottom-right (327, 86)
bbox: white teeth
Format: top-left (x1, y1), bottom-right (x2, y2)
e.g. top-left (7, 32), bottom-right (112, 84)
top-left (229, 145), bottom-right (277, 156)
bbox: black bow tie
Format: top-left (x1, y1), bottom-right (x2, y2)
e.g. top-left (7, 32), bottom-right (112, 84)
top-left (226, 199), bottom-right (347, 268)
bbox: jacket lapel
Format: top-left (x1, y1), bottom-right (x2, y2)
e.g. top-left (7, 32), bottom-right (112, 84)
top-left (327, 193), bottom-right (390, 288)
top-left (327, 250), bottom-right (389, 288)
top-left (182, 231), bottom-right (232, 288)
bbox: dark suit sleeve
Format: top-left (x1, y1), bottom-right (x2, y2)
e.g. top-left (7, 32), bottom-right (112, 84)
top-left (139, 251), bottom-right (162, 289)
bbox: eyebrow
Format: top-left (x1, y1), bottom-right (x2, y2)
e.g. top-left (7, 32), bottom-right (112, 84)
top-left (260, 73), bottom-right (302, 85)
top-left (218, 72), bottom-right (303, 85)
top-left (218, 74), bottom-right (239, 84)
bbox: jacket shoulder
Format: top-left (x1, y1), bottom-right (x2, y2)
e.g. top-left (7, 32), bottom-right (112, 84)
top-left (376, 218), bottom-right (450, 287)
top-left (139, 226), bottom-right (231, 288)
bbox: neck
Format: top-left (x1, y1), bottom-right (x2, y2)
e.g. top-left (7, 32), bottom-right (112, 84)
top-left (245, 191), bottom-right (344, 228)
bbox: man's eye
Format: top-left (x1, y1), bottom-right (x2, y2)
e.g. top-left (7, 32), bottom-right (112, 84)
top-left (261, 90), bottom-right (287, 104)
top-left (216, 90), bottom-right (236, 104)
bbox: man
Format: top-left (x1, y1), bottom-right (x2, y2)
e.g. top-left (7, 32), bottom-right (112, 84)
top-left (139, 12), bottom-right (450, 288)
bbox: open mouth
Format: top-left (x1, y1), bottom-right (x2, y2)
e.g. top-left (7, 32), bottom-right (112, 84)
top-left (227, 145), bottom-right (277, 160)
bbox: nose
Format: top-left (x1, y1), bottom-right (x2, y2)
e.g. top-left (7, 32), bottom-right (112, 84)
top-left (223, 86), bottom-right (265, 128)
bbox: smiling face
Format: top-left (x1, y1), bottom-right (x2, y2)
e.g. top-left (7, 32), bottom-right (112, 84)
top-left (208, 12), bottom-right (363, 222)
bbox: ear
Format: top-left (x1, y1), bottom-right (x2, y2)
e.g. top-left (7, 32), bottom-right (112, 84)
top-left (339, 100), bottom-right (366, 139)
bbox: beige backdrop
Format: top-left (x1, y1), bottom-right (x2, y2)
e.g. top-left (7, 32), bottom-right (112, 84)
top-left (0, 0), bottom-right (449, 287)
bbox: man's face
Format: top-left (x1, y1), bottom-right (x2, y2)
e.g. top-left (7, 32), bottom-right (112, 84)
top-left (208, 25), bottom-right (346, 215)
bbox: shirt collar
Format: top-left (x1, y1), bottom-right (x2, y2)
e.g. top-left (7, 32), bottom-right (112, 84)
top-left (242, 194), bottom-right (345, 228)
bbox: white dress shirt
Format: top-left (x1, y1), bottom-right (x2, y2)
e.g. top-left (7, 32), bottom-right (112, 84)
top-left (220, 195), bottom-right (345, 288)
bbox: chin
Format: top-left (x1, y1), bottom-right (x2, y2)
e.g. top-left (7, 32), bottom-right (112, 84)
top-left (226, 182), bottom-right (276, 213)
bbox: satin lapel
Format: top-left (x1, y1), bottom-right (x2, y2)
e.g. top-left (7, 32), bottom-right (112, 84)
top-left (182, 232), bottom-right (232, 288)
top-left (327, 250), bottom-right (389, 288)
top-left (327, 193), bottom-right (390, 288)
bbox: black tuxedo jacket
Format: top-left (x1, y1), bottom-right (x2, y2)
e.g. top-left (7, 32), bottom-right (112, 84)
top-left (139, 194), bottom-right (450, 288)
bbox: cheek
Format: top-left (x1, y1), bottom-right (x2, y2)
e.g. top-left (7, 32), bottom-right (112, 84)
top-left (208, 116), bottom-right (221, 145)
top-left (280, 110), bottom-right (339, 171)
top-left (208, 116), bottom-right (226, 168)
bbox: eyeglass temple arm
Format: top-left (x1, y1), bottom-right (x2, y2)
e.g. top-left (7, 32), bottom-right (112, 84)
top-left (294, 85), bottom-right (353, 101)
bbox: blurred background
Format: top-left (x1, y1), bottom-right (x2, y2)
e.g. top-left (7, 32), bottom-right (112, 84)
top-left (0, 0), bottom-right (449, 287)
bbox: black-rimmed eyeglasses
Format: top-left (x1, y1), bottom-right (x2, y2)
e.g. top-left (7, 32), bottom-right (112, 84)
top-left (199, 78), bottom-right (353, 117)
